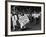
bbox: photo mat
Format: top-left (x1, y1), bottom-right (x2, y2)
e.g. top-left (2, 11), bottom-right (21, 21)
top-left (6, 1), bottom-right (45, 36)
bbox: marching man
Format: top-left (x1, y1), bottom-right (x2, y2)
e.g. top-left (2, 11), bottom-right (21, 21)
top-left (18, 13), bottom-right (29, 29)
top-left (11, 14), bottom-right (17, 30)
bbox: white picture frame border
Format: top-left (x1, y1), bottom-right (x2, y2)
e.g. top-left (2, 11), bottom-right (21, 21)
top-left (5, 1), bottom-right (45, 36)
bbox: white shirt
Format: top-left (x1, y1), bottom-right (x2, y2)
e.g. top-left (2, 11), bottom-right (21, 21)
top-left (12, 15), bottom-right (17, 26)
top-left (18, 14), bottom-right (29, 27)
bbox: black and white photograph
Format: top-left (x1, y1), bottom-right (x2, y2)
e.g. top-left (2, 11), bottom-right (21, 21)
top-left (11, 6), bottom-right (41, 31)
top-left (6, 1), bottom-right (45, 36)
